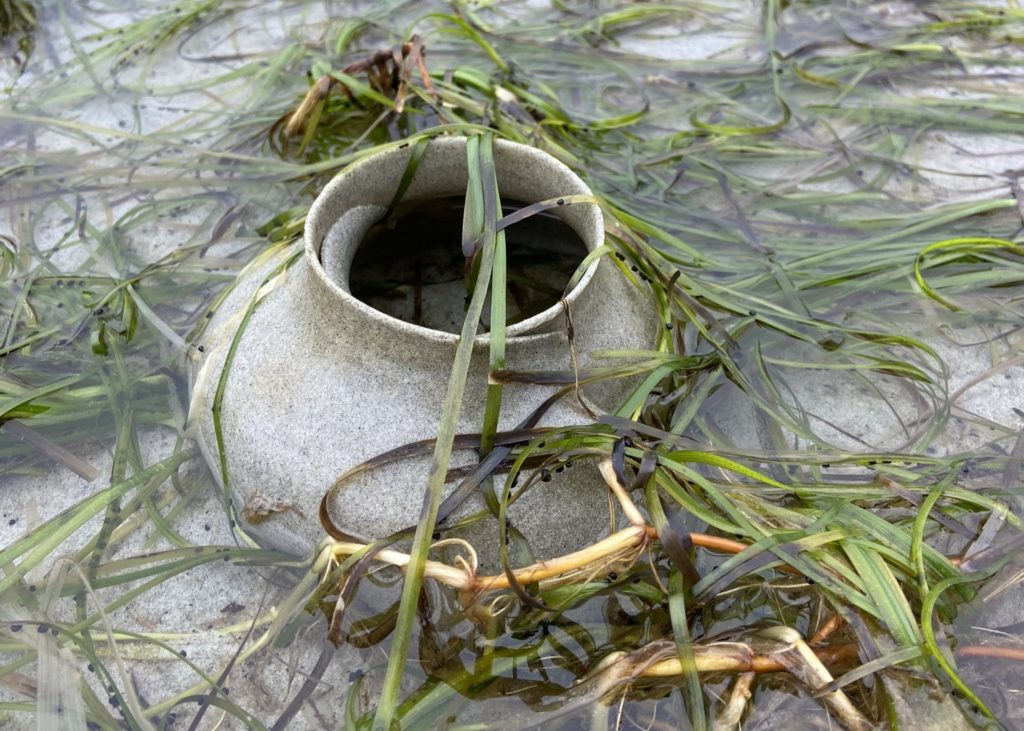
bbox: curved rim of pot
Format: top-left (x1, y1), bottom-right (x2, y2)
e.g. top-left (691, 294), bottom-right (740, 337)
top-left (303, 135), bottom-right (603, 345)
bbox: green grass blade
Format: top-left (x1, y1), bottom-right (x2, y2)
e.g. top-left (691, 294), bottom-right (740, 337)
top-left (668, 570), bottom-right (706, 730)
top-left (0, 451), bottom-right (189, 597)
top-left (480, 137), bottom-right (506, 457)
top-left (842, 542), bottom-right (921, 648)
top-left (921, 574), bottom-right (998, 721)
top-left (372, 133), bottom-right (500, 730)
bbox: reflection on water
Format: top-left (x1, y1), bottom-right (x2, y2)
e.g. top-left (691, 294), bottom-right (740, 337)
top-left (350, 196), bottom-right (587, 333)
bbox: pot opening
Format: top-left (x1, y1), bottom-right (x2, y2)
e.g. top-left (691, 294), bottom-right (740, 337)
top-left (348, 195), bottom-right (588, 334)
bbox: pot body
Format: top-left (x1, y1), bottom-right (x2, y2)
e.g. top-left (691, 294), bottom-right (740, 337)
top-left (189, 137), bottom-right (657, 559)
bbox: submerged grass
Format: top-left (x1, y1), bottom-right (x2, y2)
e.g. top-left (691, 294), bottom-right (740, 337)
top-left (1, 0), bottom-right (1024, 729)
top-left (371, 132), bottom-right (505, 731)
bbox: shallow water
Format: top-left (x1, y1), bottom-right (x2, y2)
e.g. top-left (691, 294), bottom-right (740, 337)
top-left (351, 196), bottom-right (587, 332)
top-left (1, 1), bottom-right (1024, 729)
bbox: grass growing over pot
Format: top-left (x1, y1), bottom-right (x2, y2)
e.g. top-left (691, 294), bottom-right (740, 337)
top-left (1, 1), bottom-right (1024, 728)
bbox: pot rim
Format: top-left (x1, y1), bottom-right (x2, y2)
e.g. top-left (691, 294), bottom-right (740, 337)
top-left (303, 135), bottom-right (603, 345)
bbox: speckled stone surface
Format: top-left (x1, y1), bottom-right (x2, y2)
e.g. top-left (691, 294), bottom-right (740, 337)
top-left (189, 137), bottom-right (659, 560)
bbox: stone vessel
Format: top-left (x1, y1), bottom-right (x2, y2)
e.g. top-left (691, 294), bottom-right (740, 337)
top-left (188, 136), bottom-right (657, 559)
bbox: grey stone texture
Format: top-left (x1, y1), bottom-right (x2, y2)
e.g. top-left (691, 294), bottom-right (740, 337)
top-left (189, 137), bottom-right (659, 560)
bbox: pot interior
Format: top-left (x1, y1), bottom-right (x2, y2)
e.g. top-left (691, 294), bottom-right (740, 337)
top-left (347, 195), bottom-right (588, 334)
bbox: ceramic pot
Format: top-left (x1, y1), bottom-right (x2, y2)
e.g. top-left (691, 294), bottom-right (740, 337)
top-left (189, 136), bottom-right (657, 560)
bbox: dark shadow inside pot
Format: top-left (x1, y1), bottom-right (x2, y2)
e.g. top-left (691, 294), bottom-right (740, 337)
top-left (348, 195), bottom-right (587, 334)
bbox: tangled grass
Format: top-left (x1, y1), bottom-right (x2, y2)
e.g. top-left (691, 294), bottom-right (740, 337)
top-left (1, 1), bottom-right (1024, 728)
